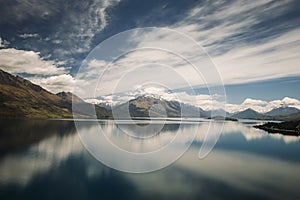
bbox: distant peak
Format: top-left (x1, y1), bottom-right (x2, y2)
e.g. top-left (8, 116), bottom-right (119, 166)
top-left (243, 108), bottom-right (257, 112)
top-left (56, 91), bottom-right (84, 103)
top-left (134, 93), bottom-right (162, 100)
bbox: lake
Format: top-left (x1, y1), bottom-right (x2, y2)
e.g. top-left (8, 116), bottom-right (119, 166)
top-left (0, 119), bottom-right (300, 200)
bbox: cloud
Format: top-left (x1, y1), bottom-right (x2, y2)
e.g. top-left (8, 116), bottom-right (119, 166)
top-left (170, 0), bottom-right (300, 85)
top-left (87, 85), bottom-right (300, 114)
top-left (212, 28), bottom-right (300, 84)
top-left (75, 29), bottom-right (222, 99)
top-left (0, 0), bottom-right (121, 67)
top-left (180, 0), bottom-right (295, 52)
top-left (0, 48), bottom-right (66, 75)
top-left (0, 0), bottom-right (62, 24)
top-left (52, 0), bottom-right (118, 54)
top-left (242, 99), bottom-right (268, 107)
top-left (30, 74), bottom-right (75, 94)
top-left (2, 0), bottom-right (299, 98)
top-left (18, 33), bottom-right (39, 38)
top-left (0, 48), bottom-right (75, 93)
top-left (75, 0), bottom-right (300, 100)
top-left (0, 37), bottom-right (9, 48)
top-left (85, 86), bottom-right (213, 107)
top-left (226, 97), bottom-right (300, 113)
top-left (52, 0), bottom-right (121, 55)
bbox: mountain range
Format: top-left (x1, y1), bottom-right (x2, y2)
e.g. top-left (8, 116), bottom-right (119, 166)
top-left (230, 108), bottom-right (300, 120)
top-left (96, 95), bottom-right (300, 121)
top-left (0, 69), bottom-right (299, 120)
top-left (230, 108), bottom-right (265, 119)
top-left (264, 107), bottom-right (300, 116)
top-left (112, 95), bottom-right (209, 119)
top-left (96, 93), bottom-right (300, 120)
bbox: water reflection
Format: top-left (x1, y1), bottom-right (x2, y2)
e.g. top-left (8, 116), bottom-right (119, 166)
top-left (0, 119), bottom-right (77, 156)
top-left (0, 120), bottom-right (83, 185)
top-left (0, 119), bottom-right (299, 200)
top-left (0, 133), bottom-right (83, 185)
top-left (99, 121), bottom-right (184, 153)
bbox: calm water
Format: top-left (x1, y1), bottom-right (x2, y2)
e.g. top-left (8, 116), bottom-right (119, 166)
top-left (0, 119), bottom-right (300, 200)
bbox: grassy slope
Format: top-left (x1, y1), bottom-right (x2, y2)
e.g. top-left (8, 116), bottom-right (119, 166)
top-left (0, 69), bottom-right (111, 119)
top-left (0, 83), bottom-right (72, 118)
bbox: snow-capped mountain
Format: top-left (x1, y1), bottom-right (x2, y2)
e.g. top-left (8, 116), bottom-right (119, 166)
top-left (86, 93), bottom-right (300, 114)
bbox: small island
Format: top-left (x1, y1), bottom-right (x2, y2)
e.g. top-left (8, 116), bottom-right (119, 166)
top-left (254, 120), bottom-right (300, 136)
top-left (208, 116), bottom-right (238, 121)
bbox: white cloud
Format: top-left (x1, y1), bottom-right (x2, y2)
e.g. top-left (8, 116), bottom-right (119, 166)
top-left (30, 74), bottom-right (75, 93)
top-left (182, 0), bottom-right (290, 47)
top-left (171, 0), bottom-right (300, 85)
top-left (242, 99), bottom-right (268, 107)
top-left (0, 48), bottom-right (75, 93)
top-left (0, 48), bottom-right (66, 75)
top-left (85, 98), bottom-right (106, 104)
top-left (88, 85), bottom-right (300, 114)
top-left (75, 30), bottom-right (221, 99)
top-left (226, 97), bottom-right (300, 113)
top-left (0, 37), bottom-right (10, 48)
top-left (281, 97), bottom-right (300, 106)
top-left (4, 1), bottom-right (297, 99)
top-left (18, 33), bottom-right (39, 38)
top-left (56, 0), bottom-right (120, 54)
top-left (212, 28), bottom-right (300, 84)
top-left (75, 0), bottom-right (300, 100)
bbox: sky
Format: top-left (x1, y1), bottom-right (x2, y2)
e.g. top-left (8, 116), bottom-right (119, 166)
top-left (0, 0), bottom-right (300, 108)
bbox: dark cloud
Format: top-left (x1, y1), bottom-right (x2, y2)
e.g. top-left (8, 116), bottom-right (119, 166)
top-left (0, 0), bottom-right (205, 73)
top-left (0, 0), bottom-right (119, 73)
top-left (179, 0), bottom-right (300, 56)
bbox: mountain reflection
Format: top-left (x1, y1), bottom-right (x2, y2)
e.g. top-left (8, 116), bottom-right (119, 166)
top-left (0, 119), bottom-right (76, 157)
top-left (0, 119), bottom-right (300, 200)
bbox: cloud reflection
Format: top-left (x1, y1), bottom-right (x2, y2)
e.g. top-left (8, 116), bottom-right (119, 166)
top-left (0, 119), bottom-right (299, 200)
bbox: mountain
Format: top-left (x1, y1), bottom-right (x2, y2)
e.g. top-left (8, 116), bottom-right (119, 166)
top-left (97, 102), bottom-right (112, 111)
top-left (264, 107), bottom-right (300, 116)
top-left (112, 95), bottom-right (209, 119)
top-left (0, 69), bottom-right (111, 119)
top-left (267, 111), bottom-right (300, 121)
top-left (56, 91), bottom-right (112, 119)
top-left (231, 108), bottom-right (266, 119)
top-left (0, 69), bottom-right (71, 118)
top-left (231, 107), bottom-right (300, 121)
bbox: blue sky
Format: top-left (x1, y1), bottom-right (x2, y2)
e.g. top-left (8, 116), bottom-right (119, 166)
top-left (0, 0), bottom-right (299, 104)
